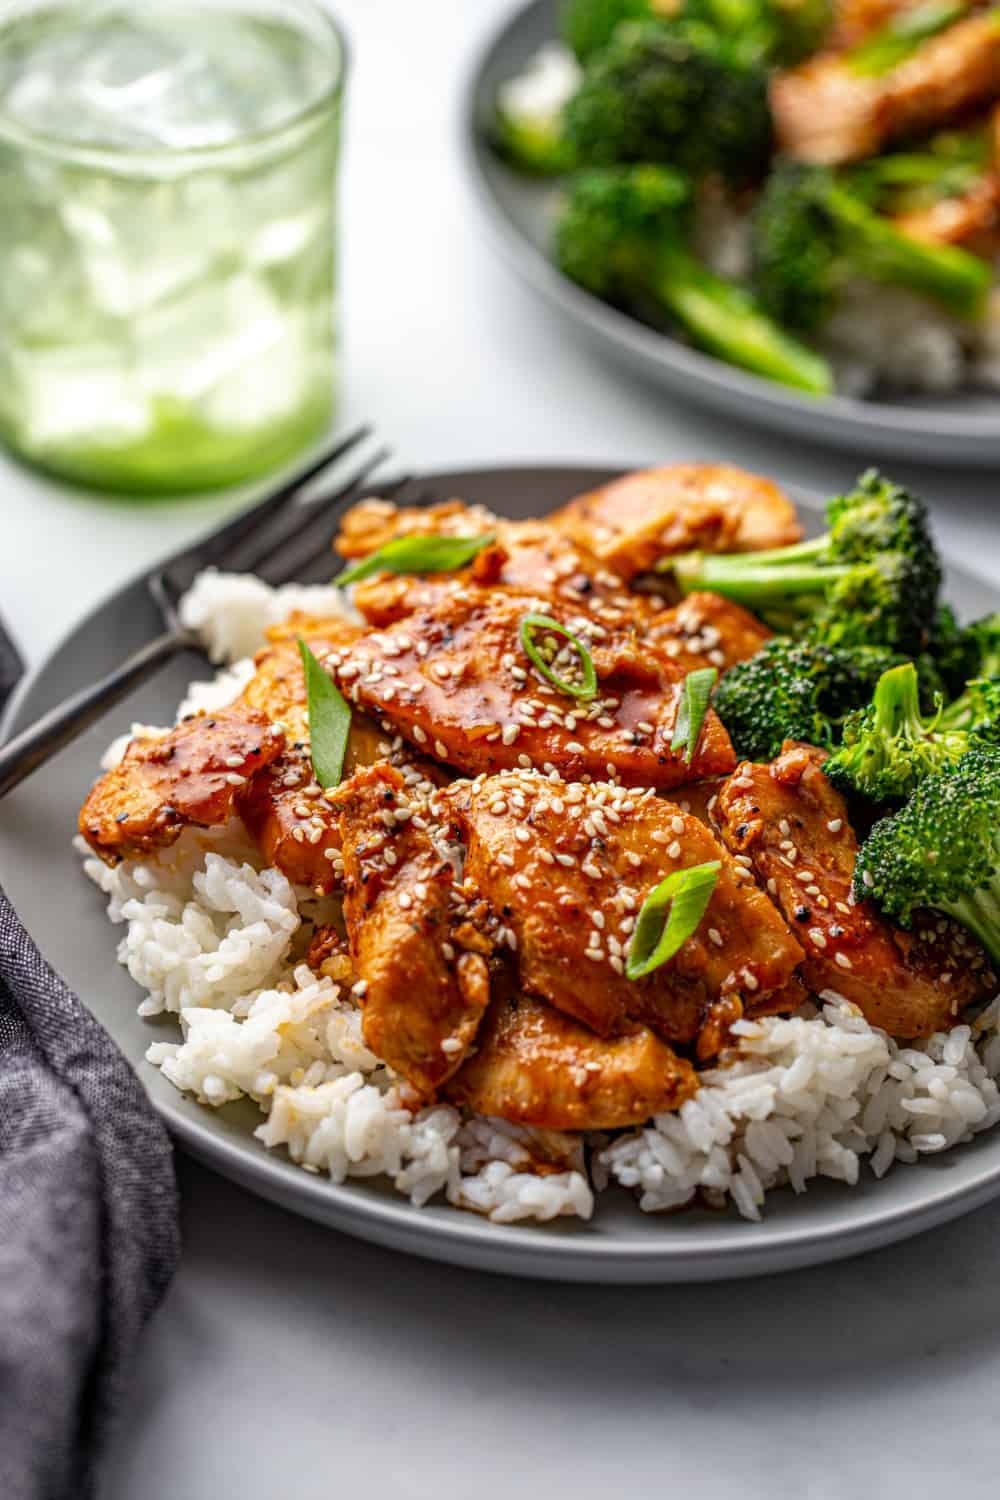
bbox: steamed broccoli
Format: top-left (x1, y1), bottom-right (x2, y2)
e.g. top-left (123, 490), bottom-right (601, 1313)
top-left (669, 470), bottom-right (942, 656)
top-left (854, 744), bottom-right (1000, 964)
top-left (555, 166), bottom-right (833, 391)
top-left (562, 21), bottom-right (772, 187)
top-left (712, 637), bottom-right (902, 762)
top-left (825, 662), bottom-right (972, 802)
top-left (560, 0), bottom-right (832, 64)
top-left (751, 162), bottom-right (992, 333)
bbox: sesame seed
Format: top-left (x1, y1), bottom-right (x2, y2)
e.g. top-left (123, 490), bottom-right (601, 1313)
top-left (667, 841), bottom-right (681, 860)
top-left (412, 726), bottom-right (427, 744)
top-left (862, 870), bottom-right (874, 889)
top-left (809, 928), bottom-right (827, 949)
top-left (585, 949), bottom-right (604, 962)
top-left (742, 971), bottom-right (759, 992)
top-left (555, 853), bottom-right (577, 868)
top-left (834, 952), bottom-right (853, 970)
top-left (566, 741), bottom-right (585, 755)
top-left (708, 928), bottom-right (723, 948)
top-left (434, 740), bottom-right (448, 759)
top-left (441, 1038), bottom-right (462, 1055)
top-left (502, 724), bottom-right (520, 746)
top-left (351, 980), bottom-right (369, 998)
top-left (626, 852), bottom-right (643, 869)
top-left (671, 816), bottom-right (685, 835)
top-left (827, 819), bottom-right (843, 833)
top-left (442, 942), bottom-right (455, 961)
top-left (593, 911), bottom-right (605, 930)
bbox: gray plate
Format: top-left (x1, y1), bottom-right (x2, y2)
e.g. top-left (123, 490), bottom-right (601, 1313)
top-left (461, 0), bottom-right (1000, 468)
top-left (3, 463), bottom-right (1000, 1283)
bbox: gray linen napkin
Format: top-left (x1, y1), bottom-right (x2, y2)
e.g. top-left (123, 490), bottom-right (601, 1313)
top-left (0, 615), bottom-right (179, 1500)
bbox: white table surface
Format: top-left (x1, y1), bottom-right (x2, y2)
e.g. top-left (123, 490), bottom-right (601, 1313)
top-left (3, 3), bottom-right (1000, 1495)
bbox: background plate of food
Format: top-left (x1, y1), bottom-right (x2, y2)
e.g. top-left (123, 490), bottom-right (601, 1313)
top-left (5, 460), bottom-right (1000, 1283)
top-left (462, 0), bottom-right (1000, 466)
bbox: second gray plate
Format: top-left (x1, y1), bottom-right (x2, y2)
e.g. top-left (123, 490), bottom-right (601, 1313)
top-left (462, 0), bottom-right (1000, 467)
top-left (4, 464), bottom-right (1000, 1281)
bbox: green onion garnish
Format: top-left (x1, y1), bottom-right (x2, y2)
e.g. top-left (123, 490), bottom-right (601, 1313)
top-left (335, 533), bottom-right (495, 586)
top-left (626, 861), bottom-right (721, 981)
top-left (670, 667), bottom-right (718, 763)
top-left (298, 638), bottom-right (352, 789)
top-left (518, 612), bottom-right (598, 701)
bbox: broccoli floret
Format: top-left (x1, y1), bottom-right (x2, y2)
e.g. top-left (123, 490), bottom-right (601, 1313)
top-left (855, 744), bottom-right (1000, 963)
top-left (562, 21), bottom-right (772, 187)
top-left (491, 44), bottom-right (582, 175)
top-left (555, 165), bottom-right (833, 391)
top-left (560, 0), bottom-right (831, 64)
top-left (668, 469), bottom-right (942, 655)
top-left (825, 663), bottom-right (970, 803)
top-left (963, 611), bottom-right (1000, 681)
top-left (751, 162), bottom-right (992, 333)
top-left (713, 637), bottom-right (901, 762)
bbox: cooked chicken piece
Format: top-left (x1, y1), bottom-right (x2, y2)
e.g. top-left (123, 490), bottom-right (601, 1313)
top-left (329, 763), bottom-right (496, 1095)
top-left (644, 592), bottom-right (772, 674)
top-left (773, 12), bottom-right (1000, 165)
top-left (235, 629), bottom-right (443, 894)
top-left (551, 465), bottom-right (802, 581)
top-left (79, 708), bottom-right (285, 864)
top-left (330, 589), bottom-right (736, 789)
top-left (715, 742), bottom-right (997, 1037)
top-left (351, 526), bottom-right (653, 633)
top-left (444, 988), bottom-right (698, 1130)
top-left (335, 496), bottom-right (499, 560)
top-left (442, 771), bottom-right (804, 1053)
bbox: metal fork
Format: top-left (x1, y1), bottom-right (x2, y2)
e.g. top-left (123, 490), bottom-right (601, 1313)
top-left (0, 426), bottom-right (427, 798)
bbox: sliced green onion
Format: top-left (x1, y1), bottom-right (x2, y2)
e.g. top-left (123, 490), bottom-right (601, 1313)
top-left (671, 667), bottom-right (718, 763)
top-left (335, 533), bottom-right (495, 586)
top-left (626, 862), bottom-right (722, 981)
top-left (298, 638), bottom-right (352, 789)
top-left (519, 612), bottom-right (598, 701)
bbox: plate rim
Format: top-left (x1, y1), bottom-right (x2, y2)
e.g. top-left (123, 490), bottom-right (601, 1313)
top-left (6, 459), bottom-right (1000, 1283)
top-left (458, 0), bottom-right (1000, 461)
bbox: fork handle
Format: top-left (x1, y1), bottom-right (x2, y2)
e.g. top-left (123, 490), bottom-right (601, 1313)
top-left (0, 626), bottom-right (197, 800)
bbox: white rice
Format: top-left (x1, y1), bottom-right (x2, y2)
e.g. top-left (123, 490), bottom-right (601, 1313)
top-left (78, 570), bottom-right (1000, 1226)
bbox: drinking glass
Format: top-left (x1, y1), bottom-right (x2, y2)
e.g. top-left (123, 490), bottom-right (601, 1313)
top-left (0, 0), bottom-right (345, 492)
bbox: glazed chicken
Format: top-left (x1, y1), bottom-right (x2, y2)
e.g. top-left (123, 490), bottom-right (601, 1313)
top-left (330, 763), bottom-right (496, 1096)
top-left (443, 770), bottom-right (805, 1054)
top-left (83, 460), bottom-right (1000, 1152)
top-left (645, 591), bottom-right (772, 675)
top-left (234, 620), bottom-right (445, 894)
top-left (444, 986), bottom-right (698, 1130)
top-left (714, 742), bottom-right (997, 1037)
top-left (328, 589), bottom-right (737, 789)
top-left (773, 11), bottom-right (1000, 165)
top-left (79, 708), bottom-right (285, 863)
top-left (550, 464), bottom-right (803, 581)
